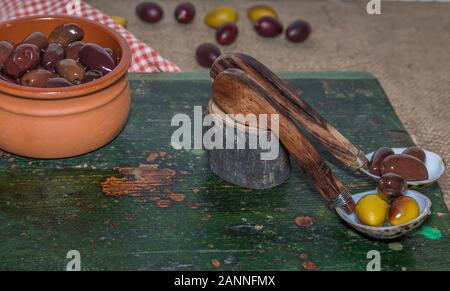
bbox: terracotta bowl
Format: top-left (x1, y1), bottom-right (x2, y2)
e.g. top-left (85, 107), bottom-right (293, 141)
top-left (0, 15), bottom-right (132, 158)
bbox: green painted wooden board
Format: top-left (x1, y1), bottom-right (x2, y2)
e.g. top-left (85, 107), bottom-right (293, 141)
top-left (0, 72), bottom-right (448, 271)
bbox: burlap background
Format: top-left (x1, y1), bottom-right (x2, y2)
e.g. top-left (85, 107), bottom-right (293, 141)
top-left (87, 0), bottom-right (450, 209)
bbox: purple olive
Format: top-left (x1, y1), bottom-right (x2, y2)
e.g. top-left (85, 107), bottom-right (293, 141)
top-left (65, 41), bottom-right (84, 61)
top-left (21, 69), bottom-right (56, 87)
top-left (174, 2), bottom-right (195, 24)
top-left (216, 23), bottom-right (238, 45)
top-left (0, 72), bottom-right (17, 84)
top-left (3, 43), bottom-right (40, 78)
top-left (195, 43), bottom-right (221, 68)
top-left (79, 43), bottom-right (116, 75)
top-left (46, 77), bottom-right (73, 88)
top-left (136, 2), bottom-right (163, 23)
top-left (286, 20), bottom-right (311, 43)
top-left (48, 23), bottom-right (84, 47)
top-left (41, 43), bottom-right (65, 71)
top-left (377, 173), bottom-right (407, 198)
top-left (254, 16), bottom-right (283, 37)
top-left (23, 32), bottom-right (49, 52)
top-left (104, 48), bottom-right (117, 65)
top-left (0, 40), bottom-right (14, 68)
top-left (81, 69), bottom-right (103, 83)
top-left (56, 59), bottom-right (85, 84)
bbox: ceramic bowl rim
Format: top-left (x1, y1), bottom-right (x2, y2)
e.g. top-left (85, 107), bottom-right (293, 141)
top-left (0, 15), bottom-right (132, 100)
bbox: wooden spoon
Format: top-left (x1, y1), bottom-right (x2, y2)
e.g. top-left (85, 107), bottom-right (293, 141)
top-left (211, 52), bottom-right (369, 171)
top-left (212, 68), bottom-right (355, 213)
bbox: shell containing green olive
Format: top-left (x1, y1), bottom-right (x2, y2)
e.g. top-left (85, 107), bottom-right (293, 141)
top-left (23, 32), bottom-right (48, 52)
top-left (65, 41), bottom-right (84, 61)
top-left (21, 69), bottom-right (56, 87)
top-left (381, 154), bottom-right (428, 181)
top-left (3, 43), bottom-right (40, 78)
top-left (48, 23), bottom-right (84, 47)
top-left (41, 43), bottom-right (65, 71)
top-left (369, 147), bottom-right (394, 176)
top-left (0, 40), bottom-right (14, 68)
top-left (402, 146), bottom-right (426, 163)
top-left (56, 59), bottom-right (85, 84)
top-left (46, 77), bottom-right (73, 88)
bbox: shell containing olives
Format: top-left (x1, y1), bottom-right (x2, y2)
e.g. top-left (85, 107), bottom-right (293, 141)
top-left (336, 189), bottom-right (431, 239)
top-left (361, 147), bottom-right (445, 186)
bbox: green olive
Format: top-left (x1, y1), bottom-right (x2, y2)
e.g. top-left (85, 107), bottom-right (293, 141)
top-left (204, 6), bottom-right (238, 28)
top-left (247, 5), bottom-right (277, 24)
top-left (389, 196), bottom-right (420, 226)
top-left (355, 194), bottom-right (389, 226)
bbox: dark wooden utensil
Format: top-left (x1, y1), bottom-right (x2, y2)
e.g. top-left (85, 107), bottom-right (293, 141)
top-left (211, 52), bottom-right (369, 171)
top-left (212, 68), bottom-right (355, 213)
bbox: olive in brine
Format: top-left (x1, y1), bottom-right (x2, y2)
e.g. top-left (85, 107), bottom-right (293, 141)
top-left (56, 59), bottom-right (85, 84)
top-left (79, 43), bottom-right (116, 75)
top-left (48, 23), bottom-right (84, 47)
top-left (369, 147), bottom-right (394, 176)
top-left (286, 20), bottom-right (311, 43)
top-left (377, 173), bottom-right (407, 198)
top-left (4, 43), bottom-right (40, 78)
top-left (174, 2), bottom-right (195, 24)
top-left (0, 40), bottom-right (14, 68)
top-left (195, 43), bottom-right (221, 68)
top-left (254, 16), bottom-right (283, 37)
top-left (136, 2), bottom-right (163, 23)
top-left (65, 41), bottom-right (84, 61)
top-left (46, 77), bottom-right (73, 88)
top-left (23, 32), bottom-right (48, 52)
top-left (81, 69), bottom-right (103, 83)
top-left (216, 23), bottom-right (238, 45)
top-left (381, 154), bottom-right (428, 181)
top-left (41, 43), bottom-right (65, 71)
top-left (402, 146), bottom-right (426, 163)
top-left (21, 69), bottom-right (55, 87)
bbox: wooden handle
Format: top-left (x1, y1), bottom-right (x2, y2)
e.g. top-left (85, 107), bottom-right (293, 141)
top-left (211, 53), bottom-right (369, 171)
top-left (212, 68), bottom-right (355, 213)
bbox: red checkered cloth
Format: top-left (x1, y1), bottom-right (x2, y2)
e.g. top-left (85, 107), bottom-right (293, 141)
top-left (0, 0), bottom-right (180, 73)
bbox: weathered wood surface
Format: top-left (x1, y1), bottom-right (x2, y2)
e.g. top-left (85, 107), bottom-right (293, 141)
top-left (0, 72), bottom-right (448, 270)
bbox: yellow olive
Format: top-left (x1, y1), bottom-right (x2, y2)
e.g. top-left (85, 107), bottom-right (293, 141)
top-left (355, 194), bottom-right (389, 227)
top-left (204, 6), bottom-right (238, 28)
top-left (389, 196), bottom-right (420, 226)
top-left (112, 15), bottom-right (127, 28)
top-left (247, 5), bottom-right (278, 23)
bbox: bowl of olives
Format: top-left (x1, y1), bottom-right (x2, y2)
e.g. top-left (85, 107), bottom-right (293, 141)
top-left (0, 15), bottom-right (132, 158)
top-left (361, 146), bottom-right (446, 186)
top-left (336, 189), bottom-right (431, 240)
